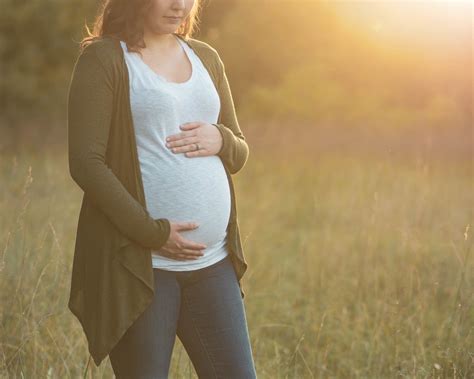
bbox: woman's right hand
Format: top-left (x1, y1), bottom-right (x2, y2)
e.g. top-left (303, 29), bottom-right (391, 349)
top-left (158, 221), bottom-right (207, 261)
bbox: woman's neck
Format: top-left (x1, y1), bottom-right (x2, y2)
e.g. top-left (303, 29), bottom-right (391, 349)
top-left (142, 30), bottom-right (177, 52)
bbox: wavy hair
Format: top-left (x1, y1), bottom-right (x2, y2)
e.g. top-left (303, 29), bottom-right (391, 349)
top-left (79, 0), bottom-right (202, 54)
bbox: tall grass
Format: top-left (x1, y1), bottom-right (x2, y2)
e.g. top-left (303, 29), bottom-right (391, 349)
top-left (0, 134), bottom-right (472, 378)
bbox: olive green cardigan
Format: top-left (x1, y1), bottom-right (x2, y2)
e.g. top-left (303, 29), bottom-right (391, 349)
top-left (67, 34), bottom-right (249, 366)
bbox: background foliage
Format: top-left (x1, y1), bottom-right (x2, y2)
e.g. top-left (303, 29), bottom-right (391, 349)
top-left (0, 1), bottom-right (472, 377)
top-left (1, 0), bottom-right (471, 146)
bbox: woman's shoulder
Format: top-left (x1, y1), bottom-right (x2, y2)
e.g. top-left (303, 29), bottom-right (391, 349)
top-left (184, 37), bottom-right (224, 73)
top-left (77, 36), bottom-right (121, 68)
top-left (184, 36), bottom-right (214, 51)
top-left (184, 37), bottom-right (220, 59)
top-left (80, 35), bottom-right (119, 52)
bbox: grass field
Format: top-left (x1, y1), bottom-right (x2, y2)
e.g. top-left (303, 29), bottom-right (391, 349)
top-left (0, 134), bottom-right (472, 378)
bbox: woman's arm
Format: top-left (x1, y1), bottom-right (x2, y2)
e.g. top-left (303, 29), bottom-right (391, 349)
top-left (212, 52), bottom-right (249, 175)
top-left (67, 44), bottom-right (170, 250)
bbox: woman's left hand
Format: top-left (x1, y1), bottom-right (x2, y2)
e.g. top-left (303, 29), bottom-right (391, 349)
top-left (165, 122), bottom-right (223, 158)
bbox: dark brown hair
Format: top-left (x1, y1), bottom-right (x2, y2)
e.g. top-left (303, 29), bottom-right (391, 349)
top-left (79, 0), bottom-right (202, 54)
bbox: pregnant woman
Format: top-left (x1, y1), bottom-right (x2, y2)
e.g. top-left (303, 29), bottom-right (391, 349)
top-left (66, 0), bottom-right (256, 378)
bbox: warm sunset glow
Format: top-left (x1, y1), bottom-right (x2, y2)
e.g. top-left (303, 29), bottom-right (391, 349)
top-left (329, 0), bottom-right (472, 56)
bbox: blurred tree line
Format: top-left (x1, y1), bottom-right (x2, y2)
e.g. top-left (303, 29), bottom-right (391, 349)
top-left (211, 1), bottom-right (470, 131)
top-left (0, 0), bottom-right (470, 144)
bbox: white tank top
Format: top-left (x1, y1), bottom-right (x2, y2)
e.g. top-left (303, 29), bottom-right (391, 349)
top-left (119, 35), bottom-right (230, 271)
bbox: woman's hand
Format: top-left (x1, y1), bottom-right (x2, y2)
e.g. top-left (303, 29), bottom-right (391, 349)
top-left (159, 221), bottom-right (207, 261)
top-left (165, 122), bottom-right (223, 157)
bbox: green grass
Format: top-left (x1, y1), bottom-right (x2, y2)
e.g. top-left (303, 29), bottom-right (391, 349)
top-left (0, 147), bottom-right (472, 378)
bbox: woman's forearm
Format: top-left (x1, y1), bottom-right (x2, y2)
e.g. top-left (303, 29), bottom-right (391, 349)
top-left (212, 52), bottom-right (249, 175)
top-left (67, 44), bottom-right (170, 250)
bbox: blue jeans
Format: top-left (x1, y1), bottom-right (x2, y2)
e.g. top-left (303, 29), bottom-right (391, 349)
top-left (109, 254), bottom-right (257, 378)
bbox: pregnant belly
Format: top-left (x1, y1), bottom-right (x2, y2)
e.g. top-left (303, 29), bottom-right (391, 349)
top-left (139, 154), bottom-right (232, 251)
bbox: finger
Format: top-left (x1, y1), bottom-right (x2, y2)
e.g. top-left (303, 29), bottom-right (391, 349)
top-left (185, 148), bottom-right (207, 158)
top-left (166, 251), bottom-right (202, 261)
top-left (166, 135), bottom-right (197, 149)
top-left (166, 131), bottom-right (189, 143)
top-left (168, 139), bottom-right (199, 154)
top-left (176, 248), bottom-right (204, 257)
top-left (176, 222), bottom-right (200, 231)
top-left (174, 255), bottom-right (199, 261)
top-left (161, 253), bottom-right (189, 261)
top-left (179, 122), bottom-right (201, 130)
top-left (180, 238), bottom-right (207, 250)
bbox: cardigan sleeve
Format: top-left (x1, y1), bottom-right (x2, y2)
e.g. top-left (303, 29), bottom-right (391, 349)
top-left (67, 44), bottom-right (171, 250)
top-left (211, 52), bottom-right (249, 175)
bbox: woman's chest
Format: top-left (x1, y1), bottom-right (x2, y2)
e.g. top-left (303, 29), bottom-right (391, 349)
top-left (130, 82), bottom-right (219, 123)
top-left (123, 45), bottom-right (220, 130)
